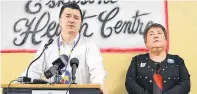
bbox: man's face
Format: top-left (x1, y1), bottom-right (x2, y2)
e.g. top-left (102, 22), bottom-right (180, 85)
top-left (145, 27), bottom-right (167, 49)
top-left (59, 8), bottom-right (81, 35)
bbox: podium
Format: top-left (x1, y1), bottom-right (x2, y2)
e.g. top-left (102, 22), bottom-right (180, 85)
top-left (1, 84), bottom-right (103, 94)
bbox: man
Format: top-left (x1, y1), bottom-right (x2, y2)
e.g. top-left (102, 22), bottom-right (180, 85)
top-left (125, 23), bottom-right (190, 94)
top-left (20, 2), bottom-right (106, 89)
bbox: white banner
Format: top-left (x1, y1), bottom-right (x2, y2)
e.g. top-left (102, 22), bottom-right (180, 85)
top-left (1, 0), bottom-right (168, 52)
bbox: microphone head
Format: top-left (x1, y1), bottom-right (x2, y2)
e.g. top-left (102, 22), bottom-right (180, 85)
top-left (59, 54), bottom-right (68, 69)
top-left (52, 55), bottom-right (68, 69)
top-left (60, 54), bottom-right (69, 62)
top-left (45, 38), bottom-right (54, 47)
top-left (44, 65), bottom-right (58, 79)
top-left (70, 58), bottom-right (79, 68)
top-left (48, 38), bottom-right (54, 44)
top-left (44, 55), bottom-right (68, 79)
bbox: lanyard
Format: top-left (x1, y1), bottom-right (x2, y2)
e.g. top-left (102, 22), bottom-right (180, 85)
top-left (57, 35), bottom-right (80, 68)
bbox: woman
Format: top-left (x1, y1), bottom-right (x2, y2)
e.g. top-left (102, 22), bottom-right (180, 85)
top-left (125, 23), bottom-right (190, 94)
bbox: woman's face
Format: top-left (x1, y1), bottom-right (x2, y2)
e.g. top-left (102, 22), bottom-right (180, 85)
top-left (145, 27), bottom-right (167, 49)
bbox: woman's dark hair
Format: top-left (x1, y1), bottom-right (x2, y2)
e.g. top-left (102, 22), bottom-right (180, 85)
top-left (143, 23), bottom-right (167, 43)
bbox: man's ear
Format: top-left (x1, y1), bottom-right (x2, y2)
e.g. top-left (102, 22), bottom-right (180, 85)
top-left (59, 18), bottom-right (62, 27)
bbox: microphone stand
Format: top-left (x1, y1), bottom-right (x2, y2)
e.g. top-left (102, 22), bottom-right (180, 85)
top-left (24, 39), bottom-right (53, 83)
top-left (71, 71), bottom-right (77, 84)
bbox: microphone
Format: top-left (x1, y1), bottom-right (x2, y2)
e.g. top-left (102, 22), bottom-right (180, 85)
top-left (64, 58), bottom-right (79, 94)
top-left (20, 38), bottom-right (54, 83)
top-left (32, 79), bottom-right (48, 84)
top-left (18, 77), bottom-right (48, 84)
top-left (44, 54), bottom-right (68, 79)
top-left (44, 38), bottom-right (53, 48)
top-left (70, 58), bottom-right (79, 84)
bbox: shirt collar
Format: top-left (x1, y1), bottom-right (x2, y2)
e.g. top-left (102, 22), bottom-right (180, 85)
top-left (59, 33), bottom-right (80, 46)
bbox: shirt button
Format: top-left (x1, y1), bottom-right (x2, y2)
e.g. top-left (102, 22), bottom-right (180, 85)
top-left (168, 77), bottom-right (171, 79)
top-left (150, 80), bottom-right (152, 83)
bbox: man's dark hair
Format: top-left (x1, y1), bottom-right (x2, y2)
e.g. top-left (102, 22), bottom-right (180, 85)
top-left (143, 23), bottom-right (167, 43)
top-left (59, 2), bottom-right (83, 22)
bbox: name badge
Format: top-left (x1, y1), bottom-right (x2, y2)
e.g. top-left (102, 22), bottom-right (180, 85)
top-left (140, 63), bottom-right (146, 67)
top-left (167, 59), bottom-right (174, 64)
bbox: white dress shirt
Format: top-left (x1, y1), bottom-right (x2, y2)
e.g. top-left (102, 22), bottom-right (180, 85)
top-left (20, 34), bottom-right (106, 87)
